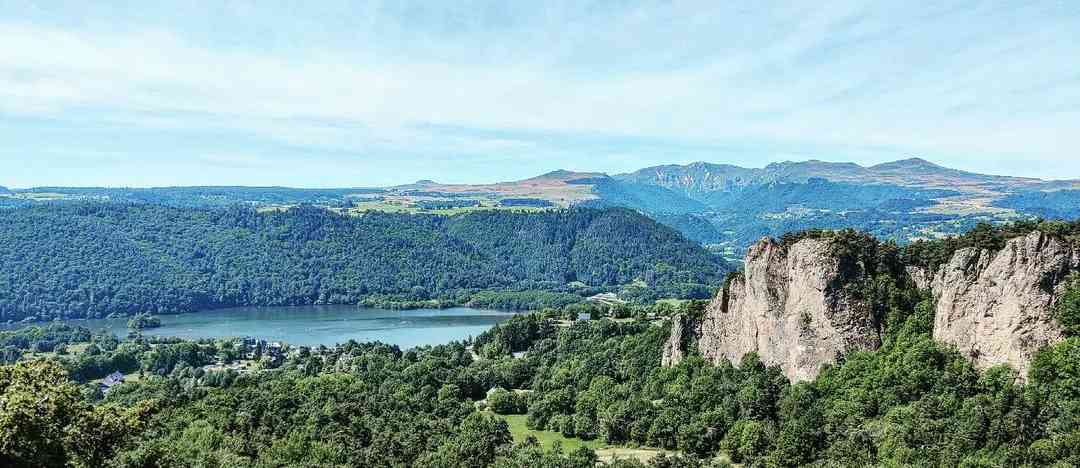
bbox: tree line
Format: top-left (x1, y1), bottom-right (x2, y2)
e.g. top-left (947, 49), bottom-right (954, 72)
top-left (0, 203), bottom-right (728, 322)
top-left (3, 274), bottom-right (1080, 466)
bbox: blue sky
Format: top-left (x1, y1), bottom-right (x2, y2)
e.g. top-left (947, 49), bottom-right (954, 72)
top-left (1, 1), bottom-right (1078, 187)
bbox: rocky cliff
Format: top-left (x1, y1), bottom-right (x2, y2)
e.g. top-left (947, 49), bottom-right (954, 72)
top-left (931, 231), bottom-right (1077, 376)
top-left (665, 229), bottom-right (1077, 382)
top-left (661, 313), bottom-right (692, 367)
top-left (665, 236), bottom-right (881, 382)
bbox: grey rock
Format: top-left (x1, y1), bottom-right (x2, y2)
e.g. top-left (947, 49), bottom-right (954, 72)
top-left (662, 313), bottom-right (693, 367)
top-left (907, 265), bottom-right (933, 291)
top-left (670, 236), bottom-right (879, 382)
top-left (931, 231), bottom-right (1076, 377)
top-left (666, 230), bottom-right (1078, 383)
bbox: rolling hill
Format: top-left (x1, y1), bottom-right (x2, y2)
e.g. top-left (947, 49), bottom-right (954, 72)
top-left (0, 204), bottom-right (728, 322)
top-left (5, 158), bottom-right (1079, 258)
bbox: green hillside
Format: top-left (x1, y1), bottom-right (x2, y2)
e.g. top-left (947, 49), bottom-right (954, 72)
top-left (0, 204), bottom-right (729, 322)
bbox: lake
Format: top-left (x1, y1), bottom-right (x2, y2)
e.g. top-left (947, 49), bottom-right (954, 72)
top-left (23, 306), bottom-right (518, 348)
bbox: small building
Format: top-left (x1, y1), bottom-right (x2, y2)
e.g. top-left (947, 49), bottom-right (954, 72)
top-left (587, 292), bottom-right (625, 305)
top-left (100, 371), bottom-right (125, 395)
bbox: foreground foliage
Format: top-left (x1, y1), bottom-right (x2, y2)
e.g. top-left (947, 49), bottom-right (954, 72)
top-left (2, 297), bottom-right (1079, 467)
top-left (0, 361), bottom-right (149, 468)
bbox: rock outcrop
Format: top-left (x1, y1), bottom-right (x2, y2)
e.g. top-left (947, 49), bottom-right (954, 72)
top-left (931, 231), bottom-right (1077, 376)
top-left (665, 229), bottom-right (1078, 383)
top-left (662, 313), bottom-right (692, 367)
top-left (665, 236), bottom-right (881, 382)
top-left (907, 265), bottom-right (933, 291)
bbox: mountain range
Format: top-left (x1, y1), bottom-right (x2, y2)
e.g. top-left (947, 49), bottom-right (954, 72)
top-left (4, 158), bottom-right (1079, 259)
top-left (381, 158), bottom-right (1080, 257)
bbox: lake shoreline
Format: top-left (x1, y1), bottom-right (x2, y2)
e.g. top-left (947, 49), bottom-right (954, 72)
top-left (2, 305), bottom-right (520, 349)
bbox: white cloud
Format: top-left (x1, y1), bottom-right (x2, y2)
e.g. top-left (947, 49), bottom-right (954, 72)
top-left (0, 1), bottom-right (1078, 184)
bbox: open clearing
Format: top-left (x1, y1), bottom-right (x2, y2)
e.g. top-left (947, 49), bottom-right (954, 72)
top-left (490, 412), bottom-right (667, 463)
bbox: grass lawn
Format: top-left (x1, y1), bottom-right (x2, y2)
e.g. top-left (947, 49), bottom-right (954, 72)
top-left (488, 412), bottom-right (667, 463)
top-left (654, 298), bottom-right (690, 308)
top-left (494, 413), bottom-right (604, 452)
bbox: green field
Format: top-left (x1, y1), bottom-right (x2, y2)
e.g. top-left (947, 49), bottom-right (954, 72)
top-left (17, 341), bottom-right (92, 361)
top-left (488, 412), bottom-right (667, 463)
top-left (342, 200), bottom-right (551, 216)
top-left (654, 298), bottom-right (691, 308)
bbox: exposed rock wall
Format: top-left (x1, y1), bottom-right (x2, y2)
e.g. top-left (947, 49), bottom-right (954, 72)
top-left (907, 265), bottom-right (933, 291)
top-left (666, 237), bottom-right (880, 382)
top-left (931, 231), bottom-right (1077, 376)
top-left (662, 313), bottom-right (693, 367)
top-left (664, 229), bottom-right (1078, 383)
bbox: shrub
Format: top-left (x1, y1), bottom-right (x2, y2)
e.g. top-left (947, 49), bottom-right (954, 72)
top-left (488, 388), bottom-right (526, 415)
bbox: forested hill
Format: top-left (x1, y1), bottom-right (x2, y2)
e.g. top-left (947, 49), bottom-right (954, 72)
top-left (0, 204), bottom-right (727, 322)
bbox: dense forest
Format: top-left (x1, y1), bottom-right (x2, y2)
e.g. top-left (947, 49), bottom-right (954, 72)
top-left (0, 204), bottom-right (728, 322)
top-left (3, 283), bottom-right (1080, 467)
top-left (902, 218), bottom-right (1080, 271)
top-left (993, 190), bottom-right (1080, 220)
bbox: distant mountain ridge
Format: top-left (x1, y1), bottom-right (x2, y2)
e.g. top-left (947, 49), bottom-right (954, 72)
top-left (5, 158), bottom-right (1079, 256)
top-left (595, 158), bottom-right (1080, 253)
top-left (616, 157), bottom-right (1053, 196)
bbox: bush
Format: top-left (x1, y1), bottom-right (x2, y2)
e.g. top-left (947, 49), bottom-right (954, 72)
top-left (488, 388), bottom-right (526, 415)
top-left (127, 313), bottom-right (162, 331)
top-left (721, 420), bottom-right (772, 464)
top-left (1055, 273), bottom-right (1080, 336)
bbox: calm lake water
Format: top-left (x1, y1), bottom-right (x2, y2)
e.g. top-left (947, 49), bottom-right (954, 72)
top-left (25, 306), bottom-right (518, 348)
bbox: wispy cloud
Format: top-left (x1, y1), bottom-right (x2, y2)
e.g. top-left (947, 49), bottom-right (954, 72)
top-left (0, 1), bottom-right (1078, 186)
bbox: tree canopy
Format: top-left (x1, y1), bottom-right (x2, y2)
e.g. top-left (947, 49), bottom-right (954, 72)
top-left (0, 204), bottom-right (728, 322)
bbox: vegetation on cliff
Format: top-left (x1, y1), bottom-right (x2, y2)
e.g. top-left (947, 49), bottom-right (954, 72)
top-left (771, 228), bottom-right (926, 336)
top-left (1056, 273), bottom-right (1080, 336)
top-left (902, 219), bottom-right (1080, 272)
top-left (780, 219), bottom-right (1080, 279)
top-left (493, 302), bottom-right (1080, 466)
top-left (776, 222), bottom-right (1080, 337)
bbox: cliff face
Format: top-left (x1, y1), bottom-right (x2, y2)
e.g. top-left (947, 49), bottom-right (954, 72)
top-left (665, 236), bottom-right (880, 382)
top-left (662, 313), bottom-right (692, 367)
top-left (665, 230), bottom-right (1077, 382)
top-left (931, 231), bottom-right (1077, 376)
